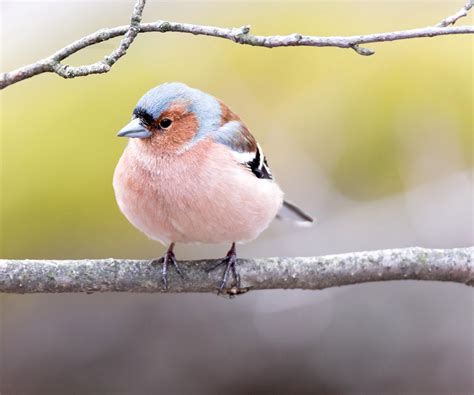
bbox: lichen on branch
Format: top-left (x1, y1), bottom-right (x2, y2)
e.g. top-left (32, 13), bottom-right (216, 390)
top-left (0, 247), bottom-right (472, 295)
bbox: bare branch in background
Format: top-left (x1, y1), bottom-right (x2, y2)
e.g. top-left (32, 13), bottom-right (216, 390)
top-left (53, 0), bottom-right (146, 79)
top-left (1, 1), bottom-right (473, 89)
top-left (0, 0), bottom-right (146, 87)
top-left (0, 247), bottom-right (472, 296)
top-left (437, 0), bottom-right (473, 27)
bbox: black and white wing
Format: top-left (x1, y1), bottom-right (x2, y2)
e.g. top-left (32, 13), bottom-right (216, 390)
top-left (212, 118), bottom-right (314, 226)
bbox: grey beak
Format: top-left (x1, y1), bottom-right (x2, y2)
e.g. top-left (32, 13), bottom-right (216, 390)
top-left (117, 118), bottom-right (152, 138)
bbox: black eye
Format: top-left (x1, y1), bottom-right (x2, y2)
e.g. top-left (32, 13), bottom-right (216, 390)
top-left (159, 118), bottom-right (172, 129)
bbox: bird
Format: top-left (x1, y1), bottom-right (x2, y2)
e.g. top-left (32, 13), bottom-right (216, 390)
top-left (113, 82), bottom-right (313, 291)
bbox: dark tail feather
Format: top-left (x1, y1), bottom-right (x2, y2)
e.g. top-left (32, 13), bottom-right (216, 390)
top-left (276, 200), bottom-right (315, 227)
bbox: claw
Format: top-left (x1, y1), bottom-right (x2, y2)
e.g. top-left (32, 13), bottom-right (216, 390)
top-left (206, 243), bottom-right (241, 293)
top-left (150, 243), bottom-right (183, 289)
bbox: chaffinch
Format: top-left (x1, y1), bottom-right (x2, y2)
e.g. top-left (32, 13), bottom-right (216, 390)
top-left (113, 82), bottom-right (313, 291)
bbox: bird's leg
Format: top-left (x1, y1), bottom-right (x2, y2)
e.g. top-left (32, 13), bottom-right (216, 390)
top-left (150, 242), bottom-right (183, 289)
top-left (206, 242), bottom-right (241, 292)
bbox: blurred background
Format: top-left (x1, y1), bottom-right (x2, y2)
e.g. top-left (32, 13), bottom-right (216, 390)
top-left (0, 1), bottom-right (473, 394)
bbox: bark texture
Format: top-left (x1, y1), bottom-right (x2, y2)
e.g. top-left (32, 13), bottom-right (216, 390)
top-left (0, 247), bottom-right (472, 295)
top-left (1, 1), bottom-right (473, 88)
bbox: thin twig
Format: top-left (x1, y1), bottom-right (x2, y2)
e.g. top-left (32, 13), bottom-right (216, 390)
top-left (0, 247), bottom-right (472, 295)
top-left (0, 0), bottom-right (146, 87)
top-left (1, 1), bottom-right (473, 89)
top-left (53, 0), bottom-right (146, 79)
top-left (437, 0), bottom-right (473, 27)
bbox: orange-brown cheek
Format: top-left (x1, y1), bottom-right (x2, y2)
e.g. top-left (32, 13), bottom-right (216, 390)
top-left (143, 112), bottom-right (198, 153)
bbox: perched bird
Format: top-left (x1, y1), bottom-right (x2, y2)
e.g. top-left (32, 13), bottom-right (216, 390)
top-left (113, 82), bottom-right (313, 291)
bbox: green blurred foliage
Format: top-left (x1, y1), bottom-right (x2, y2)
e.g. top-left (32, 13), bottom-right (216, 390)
top-left (1, 1), bottom-right (472, 259)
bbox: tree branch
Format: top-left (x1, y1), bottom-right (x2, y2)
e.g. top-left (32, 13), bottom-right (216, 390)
top-left (0, 247), bottom-right (472, 296)
top-left (437, 0), bottom-right (473, 27)
top-left (1, 1), bottom-right (473, 89)
top-left (52, 0), bottom-right (146, 79)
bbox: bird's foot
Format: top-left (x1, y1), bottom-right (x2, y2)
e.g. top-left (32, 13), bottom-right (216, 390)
top-left (150, 243), bottom-right (183, 289)
top-left (206, 243), bottom-right (241, 294)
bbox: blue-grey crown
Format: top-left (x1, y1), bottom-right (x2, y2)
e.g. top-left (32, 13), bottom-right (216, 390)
top-left (135, 82), bottom-right (222, 143)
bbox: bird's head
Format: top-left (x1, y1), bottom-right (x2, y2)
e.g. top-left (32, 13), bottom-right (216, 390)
top-left (117, 82), bottom-right (222, 153)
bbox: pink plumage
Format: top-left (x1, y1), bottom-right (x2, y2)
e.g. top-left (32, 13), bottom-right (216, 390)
top-left (113, 82), bottom-right (312, 291)
top-left (113, 138), bottom-right (283, 245)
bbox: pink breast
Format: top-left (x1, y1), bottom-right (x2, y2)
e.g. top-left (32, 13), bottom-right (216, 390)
top-left (113, 140), bottom-right (283, 245)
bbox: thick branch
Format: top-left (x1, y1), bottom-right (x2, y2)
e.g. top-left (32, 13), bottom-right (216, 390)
top-left (1, 1), bottom-right (473, 89)
top-left (0, 247), bottom-right (472, 295)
